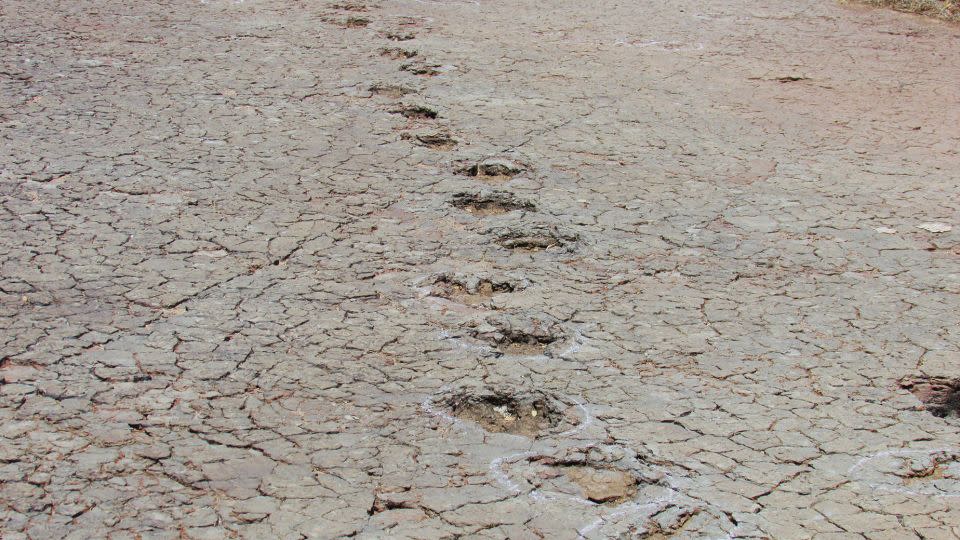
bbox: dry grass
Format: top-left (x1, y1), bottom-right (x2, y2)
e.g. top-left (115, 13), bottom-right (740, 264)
top-left (860, 0), bottom-right (960, 22)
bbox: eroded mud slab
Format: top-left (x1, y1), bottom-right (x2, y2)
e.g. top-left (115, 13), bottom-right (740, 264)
top-left (562, 465), bottom-right (639, 504)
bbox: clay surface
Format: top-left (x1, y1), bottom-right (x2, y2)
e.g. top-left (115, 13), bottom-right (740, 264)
top-left (2, 0), bottom-right (960, 538)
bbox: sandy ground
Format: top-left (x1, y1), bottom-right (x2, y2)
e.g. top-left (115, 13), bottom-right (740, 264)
top-left (2, 0), bottom-right (960, 538)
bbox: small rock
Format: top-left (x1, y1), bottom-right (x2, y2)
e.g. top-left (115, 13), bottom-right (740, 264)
top-left (565, 467), bottom-right (637, 503)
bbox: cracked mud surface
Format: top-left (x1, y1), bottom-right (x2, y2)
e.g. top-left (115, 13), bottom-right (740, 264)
top-left (1, 0), bottom-right (960, 538)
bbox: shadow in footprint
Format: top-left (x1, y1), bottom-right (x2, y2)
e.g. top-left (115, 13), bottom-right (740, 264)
top-left (450, 191), bottom-right (535, 216)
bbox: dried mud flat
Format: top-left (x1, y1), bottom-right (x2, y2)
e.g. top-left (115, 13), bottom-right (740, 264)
top-left (1, 0), bottom-right (960, 538)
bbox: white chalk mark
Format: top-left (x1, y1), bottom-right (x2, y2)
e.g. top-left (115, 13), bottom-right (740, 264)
top-left (489, 444), bottom-right (685, 539)
top-left (557, 395), bottom-right (594, 438)
top-left (577, 496), bottom-right (676, 538)
top-left (490, 451), bottom-right (538, 493)
top-left (847, 448), bottom-right (960, 499)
